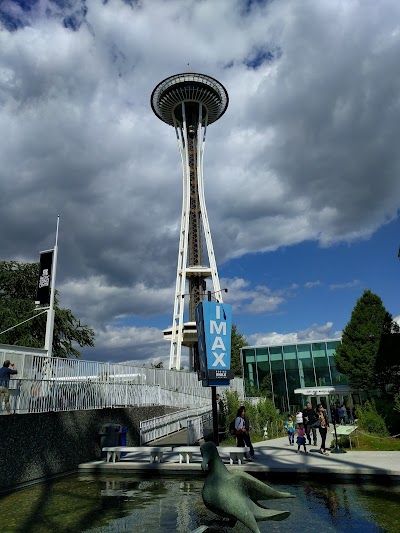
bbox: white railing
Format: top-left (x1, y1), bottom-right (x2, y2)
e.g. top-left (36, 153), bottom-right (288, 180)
top-left (0, 351), bottom-right (244, 435)
top-left (186, 411), bottom-right (213, 444)
top-left (0, 351), bottom-right (244, 400)
top-left (1, 379), bottom-right (216, 415)
top-left (140, 406), bottom-right (213, 444)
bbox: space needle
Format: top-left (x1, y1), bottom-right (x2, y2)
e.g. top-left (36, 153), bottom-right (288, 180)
top-left (151, 73), bottom-right (229, 370)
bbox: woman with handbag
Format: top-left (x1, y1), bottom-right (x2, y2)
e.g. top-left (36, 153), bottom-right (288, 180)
top-left (316, 404), bottom-right (330, 455)
top-left (234, 406), bottom-right (255, 460)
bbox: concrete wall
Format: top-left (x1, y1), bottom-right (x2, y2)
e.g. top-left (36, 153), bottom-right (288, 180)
top-left (0, 406), bottom-right (173, 492)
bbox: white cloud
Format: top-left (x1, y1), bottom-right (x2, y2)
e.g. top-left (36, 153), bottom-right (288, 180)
top-left (329, 280), bottom-right (360, 290)
top-left (304, 281), bottom-right (321, 288)
top-left (81, 324), bottom-right (170, 365)
top-left (247, 322), bottom-right (342, 347)
top-left (1, 0), bottom-right (400, 361)
top-left (221, 277), bottom-right (285, 314)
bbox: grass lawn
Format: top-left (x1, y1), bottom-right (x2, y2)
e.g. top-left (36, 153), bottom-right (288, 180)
top-left (333, 432), bottom-right (400, 451)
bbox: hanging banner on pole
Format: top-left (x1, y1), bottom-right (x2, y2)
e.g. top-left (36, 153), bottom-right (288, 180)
top-left (36, 250), bottom-right (54, 305)
top-left (195, 300), bottom-right (234, 387)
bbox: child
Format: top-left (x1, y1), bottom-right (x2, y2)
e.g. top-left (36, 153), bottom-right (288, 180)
top-left (295, 410), bottom-right (303, 426)
top-left (296, 423), bottom-right (307, 453)
top-left (285, 414), bottom-right (295, 445)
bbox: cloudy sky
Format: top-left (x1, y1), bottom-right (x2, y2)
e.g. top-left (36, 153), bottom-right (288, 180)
top-left (1, 0), bottom-right (399, 367)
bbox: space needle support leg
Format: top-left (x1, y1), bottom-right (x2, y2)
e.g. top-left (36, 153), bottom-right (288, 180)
top-left (197, 112), bottom-right (222, 302)
top-left (169, 104), bottom-right (190, 370)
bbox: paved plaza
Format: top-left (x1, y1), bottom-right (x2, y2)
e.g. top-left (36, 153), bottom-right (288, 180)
top-left (79, 431), bottom-right (400, 479)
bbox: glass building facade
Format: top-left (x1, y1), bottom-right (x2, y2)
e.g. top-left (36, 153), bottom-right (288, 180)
top-left (241, 339), bottom-right (346, 412)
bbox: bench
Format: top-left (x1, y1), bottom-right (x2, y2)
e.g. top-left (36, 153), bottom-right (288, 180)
top-left (173, 446), bottom-right (250, 465)
top-left (331, 425), bottom-right (359, 449)
top-left (102, 446), bottom-right (173, 463)
top-left (175, 446), bottom-right (201, 464)
top-left (218, 446), bottom-right (250, 465)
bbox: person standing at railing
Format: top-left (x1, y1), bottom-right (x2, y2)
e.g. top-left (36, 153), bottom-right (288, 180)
top-left (0, 360), bottom-right (18, 414)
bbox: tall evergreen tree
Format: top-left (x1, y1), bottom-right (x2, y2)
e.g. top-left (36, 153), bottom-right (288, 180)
top-left (0, 261), bottom-right (95, 358)
top-left (335, 290), bottom-right (390, 391)
top-left (230, 324), bottom-right (247, 376)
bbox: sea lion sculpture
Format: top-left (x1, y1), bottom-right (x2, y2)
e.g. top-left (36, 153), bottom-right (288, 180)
top-left (200, 441), bottom-right (293, 533)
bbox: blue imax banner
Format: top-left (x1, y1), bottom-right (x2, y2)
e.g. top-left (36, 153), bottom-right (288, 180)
top-left (195, 301), bottom-right (234, 386)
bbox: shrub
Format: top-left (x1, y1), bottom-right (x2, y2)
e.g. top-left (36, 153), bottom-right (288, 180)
top-left (222, 391), bottom-right (285, 441)
top-left (394, 393), bottom-right (400, 414)
top-left (355, 400), bottom-right (389, 437)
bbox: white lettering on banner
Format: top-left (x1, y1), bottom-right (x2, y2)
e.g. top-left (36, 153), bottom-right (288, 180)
top-left (210, 321), bottom-right (226, 335)
top-left (211, 336), bottom-right (226, 351)
top-left (212, 352), bottom-right (226, 367)
top-left (208, 303), bottom-right (228, 369)
top-left (39, 269), bottom-right (50, 288)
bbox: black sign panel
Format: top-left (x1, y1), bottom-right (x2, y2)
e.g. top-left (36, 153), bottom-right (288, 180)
top-left (208, 369), bottom-right (235, 380)
top-left (36, 251), bottom-right (53, 305)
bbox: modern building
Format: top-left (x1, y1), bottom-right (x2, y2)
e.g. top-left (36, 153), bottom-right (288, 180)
top-left (151, 73), bottom-right (229, 371)
top-left (240, 338), bottom-right (360, 413)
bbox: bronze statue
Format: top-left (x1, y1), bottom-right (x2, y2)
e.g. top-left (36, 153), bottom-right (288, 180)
top-left (200, 442), bottom-right (293, 533)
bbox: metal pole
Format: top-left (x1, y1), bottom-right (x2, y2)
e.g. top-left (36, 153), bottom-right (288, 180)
top-left (212, 386), bottom-right (219, 445)
top-left (208, 290), bottom-right (219, 445)
top-left (44, 216), bottom-right (59, 358)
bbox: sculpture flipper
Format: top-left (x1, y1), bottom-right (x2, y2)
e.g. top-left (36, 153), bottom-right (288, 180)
top-left (200, 442), bottom-right (293, 533)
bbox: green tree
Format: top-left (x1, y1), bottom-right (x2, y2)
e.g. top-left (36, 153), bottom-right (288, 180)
top-left (355, 400), bottom-right (389, 437)
top-left (231, 324), bottom-right (247, 376)
top-left (0, 260), bottom-right (95, 358)
top-left (334, 290), bottom-right (390, 391)
top-left (376, 319), bottom-right (400, 396)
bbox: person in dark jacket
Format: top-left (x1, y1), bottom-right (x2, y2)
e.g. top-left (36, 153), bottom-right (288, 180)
top-left (0, 360), bottom-right (17, 414)
top-left (302, 402), bottom-right (318, 446)
top-left (234, 406), bottom-right (255, 460)
top-left (316, 403), bottom-right (330, 455)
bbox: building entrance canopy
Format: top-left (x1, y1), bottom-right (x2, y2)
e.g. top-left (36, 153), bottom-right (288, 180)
top-left (294, 385), bottom-right (354, 397)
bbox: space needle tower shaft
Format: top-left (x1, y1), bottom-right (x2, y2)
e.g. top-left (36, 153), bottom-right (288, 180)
top-left (151, 73), bottom-right (229, 370)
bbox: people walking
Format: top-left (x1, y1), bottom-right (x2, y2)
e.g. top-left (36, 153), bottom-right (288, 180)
top-left (302, 402), bottom-right (318, 446)
top-left (338, 404), bottom-right (346, 425)
top-left (296, 423), bottom-right (307, 453)
top-left (235, 406), bottom-right (255, 460)
top-left (285, 414), bottom-right (295, 445)
top-left (316, 404), bottom-right (330, 455)
top-left (295, 410), bottom-right (303, 426)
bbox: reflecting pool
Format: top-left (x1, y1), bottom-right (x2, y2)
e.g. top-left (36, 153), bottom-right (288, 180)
top-left (1, 475), bottom-right (399, 533)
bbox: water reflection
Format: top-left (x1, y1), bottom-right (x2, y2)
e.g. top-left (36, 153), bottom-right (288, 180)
top-left (0, 475), bottom-right (398, 532)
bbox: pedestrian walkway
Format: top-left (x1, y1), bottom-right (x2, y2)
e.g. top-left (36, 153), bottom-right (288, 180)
top-left (79, 431), bottom-right (400, 479)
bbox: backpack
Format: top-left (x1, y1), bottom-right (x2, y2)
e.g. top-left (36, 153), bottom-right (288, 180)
top-left (229, 419), bottom-right (236, 435)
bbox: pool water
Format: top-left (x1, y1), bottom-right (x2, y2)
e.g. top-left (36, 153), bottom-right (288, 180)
top-left (0, 475), bottom-right (399, 533)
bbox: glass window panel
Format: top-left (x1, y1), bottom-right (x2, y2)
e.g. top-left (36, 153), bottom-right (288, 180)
top-left (255, 347), bottom-right (269, 360)
top-left (255, 347), bottom-right (269, 362)
top-left (297, 344), bottom-right (315, 387)
top-left (311, 342), bottom-right (326, 358)
top-left (283, 345), bottom-right (296, 360)
top-left (271, 369), bottom-right (287, 410)
top-left (297, 344), bottom-right (311, 358)
top-left (244, 362), bottom-right (257, 389)
top-left (256, 361), bottom-right (271, 395)
top-left (242, 348), bottom-right (255, 363)
top-left (312, 342), bottom-right (330, 385)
